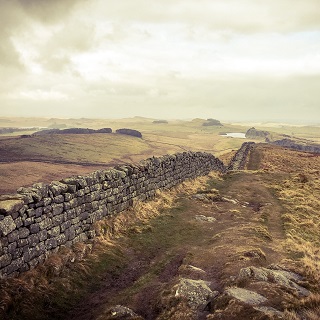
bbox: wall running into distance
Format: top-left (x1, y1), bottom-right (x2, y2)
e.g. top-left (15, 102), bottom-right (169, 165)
top-left (0, 151), bottom-right (225, 278)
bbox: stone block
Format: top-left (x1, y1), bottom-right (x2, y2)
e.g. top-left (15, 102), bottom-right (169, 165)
top-left (49, 181), bottom-right (69, 197)
top-left (17, 238), bottom-right (29, 248)
top-left (0, 253), bottom-right (12, 268)
top-left (14, 217), bottom-right (23, 228)
top-left (45, 238), bottom-right (58, 250)
top-left (53, 195), bottom-right (64, 204)
top-left (52, 203), bottom-right (64, 216)
top-left (48, 226), bottom-right (60, 237)
top-left (7, 230), bottom-right (19, 243)
top-left (0, 196), bottom-right (25, 215)
top-left (0, 216), bottom-right (16, 236)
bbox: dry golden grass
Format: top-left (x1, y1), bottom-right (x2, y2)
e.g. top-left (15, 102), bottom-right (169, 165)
top-left (252, 144), bottom-right (320, 318)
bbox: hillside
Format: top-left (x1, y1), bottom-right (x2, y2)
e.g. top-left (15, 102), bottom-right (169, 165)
top-left (1, 143), bottom-right (319, 320)
top-left (0, 119), bottom-right (250, 194)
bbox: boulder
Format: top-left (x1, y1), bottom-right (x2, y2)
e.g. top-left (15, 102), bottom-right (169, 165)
top-left (174, 278), bottom-right (219, 310)
top-left (238, 266), bottom-right (310, 297)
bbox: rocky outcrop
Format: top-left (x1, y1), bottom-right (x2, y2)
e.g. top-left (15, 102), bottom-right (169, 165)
top-left (227, 142), bottom-right (255, 170)
top-left (245, 127), bottom-right (269, 139)
top-left (115, 128), bottom-right (142, 138)
top-left (0, 151), bottom-right (225, 278)
top-left (238, 265), bottom-right (310, 297)
top-left (272, 138), bottom-right (320, 154)
top-left (225, 287), bottom-right (267, 305)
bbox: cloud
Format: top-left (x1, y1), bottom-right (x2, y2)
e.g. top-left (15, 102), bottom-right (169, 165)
top-left (0, 0), bottom-right (320, 123)
top-left (85, 0), bottom-right (320, 33)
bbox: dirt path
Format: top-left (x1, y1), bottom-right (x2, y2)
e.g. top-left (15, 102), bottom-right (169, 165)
top-left (65, 170), bottom-right (288, 320)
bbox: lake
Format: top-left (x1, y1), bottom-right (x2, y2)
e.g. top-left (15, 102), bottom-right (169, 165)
top-left (220, 132), bottom-right (246, 139)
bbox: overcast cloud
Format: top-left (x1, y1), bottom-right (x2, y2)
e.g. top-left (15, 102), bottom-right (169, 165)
top-left (1, 0), bottom-right (320, 123)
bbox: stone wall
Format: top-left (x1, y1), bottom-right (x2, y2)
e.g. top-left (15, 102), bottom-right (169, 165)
top-left (227, 142), bottom-right (255, 170)
top-left (0, 152), bottom-right (225, 278)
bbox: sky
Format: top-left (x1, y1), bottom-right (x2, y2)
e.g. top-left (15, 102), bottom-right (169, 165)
top-left (0, 0), bottom-right (320, 123)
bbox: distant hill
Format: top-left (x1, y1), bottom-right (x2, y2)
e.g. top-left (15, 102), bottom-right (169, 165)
top-left (272, 138), bottom-right (320, 153)
top-left (115, 128), bottom-right (142, 138)
top-left (34, 128), bottom-right (112, 135)
top-left (153, 120), bottom-right (168, 124)
top-left (202, 118), bottom-right (223, 126)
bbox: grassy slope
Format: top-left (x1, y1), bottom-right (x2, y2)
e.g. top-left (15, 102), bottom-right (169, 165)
top-left (0, 118), bottom-right (251, 193)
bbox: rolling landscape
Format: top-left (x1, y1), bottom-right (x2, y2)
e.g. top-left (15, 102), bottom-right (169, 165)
top-left (0, 117), bottom-right (319, 320)
top-left (1, 1), bottom-right (320, 319)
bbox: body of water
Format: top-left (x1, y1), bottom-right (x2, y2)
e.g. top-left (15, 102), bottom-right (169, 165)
top-left (221, 132), bottom-right (246, 139)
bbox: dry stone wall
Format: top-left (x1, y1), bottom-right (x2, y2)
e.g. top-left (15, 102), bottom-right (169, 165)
top-left (227, 142), bottom-right (255, 170)
top-left (0, 152), bottom-right (225, 278)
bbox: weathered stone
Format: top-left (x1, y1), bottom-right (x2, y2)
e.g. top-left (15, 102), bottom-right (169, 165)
top-left (23, 217), bottom-right (34, 227)
top-left (28, 233), bottom-right (40, 247)
top-left (238, 266), bottom-right (310, 297)
top-left (0, 253), bottom-right (12, 268)
top-left (174, 278), bottom-right (218, 310)
top-left (17, 238), bottom-right (29, 248)
top-left (0, 216), bottom-right (16, 236)
top-left (48, 226), bottom-right (60, 237)
top-left (253, 306), bottom-right (284, 318)
top-left (0, 197), bottom-right (24, 215)
top-left (23, 242), bottom-right (46, 262)
top-left (61, 220), bottom-right (72, 232)
top-left (18, 227), bottom-right (30, 239)
top-left (106, 305), bottom-right (142, 319)
top-left (45, 238), bottom-right (57, 250)
top-left (7, 230), bottom-right (19, 243)
top-left (51, 203), bottom-right (63, 216)
top-left (225, 287), bottom-right (268, 305)
top-left (56, 233), bottom-right (67, 245)
top-left (39, 218), bottom-right (52, 230)
top-left (43, 205), bottom-right (52, 214)
top-left (49, 181), bottom-right (68, 197)
top-left (14, 217), bottom-right (23, 228)
top-left (53, 195), bottom-right (64, 204)
top-left (30, 223), bottom-right (40, 234)
top-left (39, 230), bottom-right (48, 242)
top-left (5, 257), bottom-right (24, 275)
top-left (195, 215), bottom-right (216, 222)
top-left (19, 205), bottom-right (28, 215)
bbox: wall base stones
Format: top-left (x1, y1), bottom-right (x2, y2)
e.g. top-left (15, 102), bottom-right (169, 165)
top-left (0, 151), bottom-right (225, 278)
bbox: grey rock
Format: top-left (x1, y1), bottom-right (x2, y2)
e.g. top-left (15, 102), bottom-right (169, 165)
top-left (174, 278), bottom-right (218, 310)
top-left (195, 215), bottom-right (216, 222)
top-left (238, 266), bottom-right (310, 297)
top-left (225, 287), bottom-right (268, 305)
top-left (104, 305), bottom-right (142, 319)
top-left (0, 216), bottom-right (16, 236)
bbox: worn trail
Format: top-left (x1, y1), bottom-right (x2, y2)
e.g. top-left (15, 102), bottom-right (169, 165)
top-left (66, 169), bottom-right (289, 320)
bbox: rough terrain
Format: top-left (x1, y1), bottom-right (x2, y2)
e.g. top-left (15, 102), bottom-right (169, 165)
top-left (1, 143), bottom-right (319, 320)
